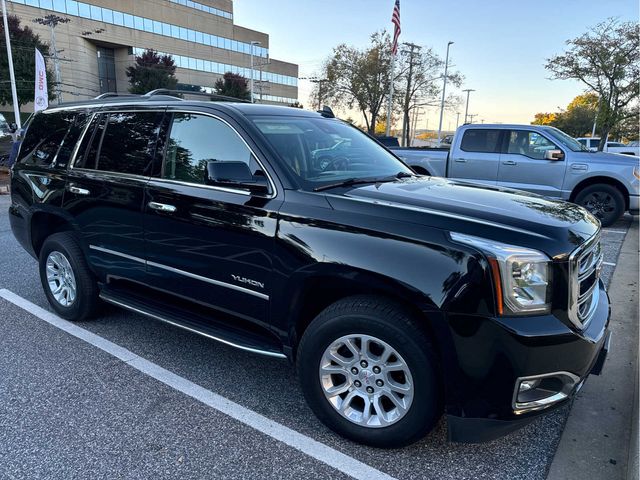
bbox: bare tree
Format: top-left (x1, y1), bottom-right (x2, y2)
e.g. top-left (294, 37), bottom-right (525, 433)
top-left (321, 31), bottom-right (393, 134)
top-left (395, 46), bottom-right (462, 146)
top-left (546, 18), bottom-right (639, 150)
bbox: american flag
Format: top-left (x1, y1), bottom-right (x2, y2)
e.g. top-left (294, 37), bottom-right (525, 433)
top-left (391, 0), bottom-right (401, 55)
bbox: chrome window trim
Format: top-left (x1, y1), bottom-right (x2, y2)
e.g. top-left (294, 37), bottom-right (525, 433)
top-left (89, 244), bottom-right (269, 301)
top-left (159, 110), bottom-right (278, 199)
top-left (148, 177), bottom-right (251, 197)
top-left (99, 293), bottom-right (285, 359)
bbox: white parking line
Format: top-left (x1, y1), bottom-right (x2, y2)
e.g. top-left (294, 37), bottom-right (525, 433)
top-left (0, 289), bottom-right (396, 480)
top-left (603, 262), bottom-right (617, 267)
top-left (603, 229), bottom-right (628, 235)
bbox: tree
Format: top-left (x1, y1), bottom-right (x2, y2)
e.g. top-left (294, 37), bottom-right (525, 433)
top-left (214, 72), bottom-right (250, 101)
top-left (545, 18), bottom-right (639, 150)
top-left (0, 14), bottom-right (54, 110)
top-left (320, 31), bottom-right (394, 134)
top-left (394, 46), bottom-right (462, 146)
top-left (532, 93), bottom-right (599, 137)
top-left (289, 101), bottom-right (303, 108)
top-left (126, 49), bottom-right (177, 94)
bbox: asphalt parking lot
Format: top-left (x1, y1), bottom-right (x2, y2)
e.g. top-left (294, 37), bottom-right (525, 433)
top-left (0, 193), bottom-right (634, 480)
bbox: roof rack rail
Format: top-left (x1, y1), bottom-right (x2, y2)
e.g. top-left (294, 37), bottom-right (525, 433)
top-left (145, 89), bottom-right (252, 103)
top-left (94, 92), bottom-right (142, 100)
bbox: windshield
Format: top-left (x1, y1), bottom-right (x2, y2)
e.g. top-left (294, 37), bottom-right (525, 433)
top-left (542, 126), bottom-right (589, 152)
top-left (251, 115), bottom-right (413, 190)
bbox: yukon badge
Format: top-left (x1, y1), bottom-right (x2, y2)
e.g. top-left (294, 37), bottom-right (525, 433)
top-left (231, 274), bottom-right (265, 289)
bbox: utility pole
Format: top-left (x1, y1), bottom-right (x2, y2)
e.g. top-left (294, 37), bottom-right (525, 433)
top-left (249, 40), bottom-right (261, 103)
top-left (1, 0), bottom-right (21, 127)
top-left (462, 88), bottom-right (474, 123)
top-left (468, 113), bottom-right (477, 123)
top-left (436, 41), bottom-right (454, 143)
top-left (33, 14), bottom-right (70, 104)
top-left (401, 42), bottom-right (421, 147)
top-left (300, 77), bottom-right (329, 110)
top-left (455, 111), bottom-right (461, 128)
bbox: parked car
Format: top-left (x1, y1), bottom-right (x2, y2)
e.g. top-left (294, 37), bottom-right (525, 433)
top-left (391, 124), bottom-right (640, 227)
top-left (0, 113), bottom-right (13, 165)
top-left (575, 137), bottom-right (640, 156)
top-left (10, 92), bottom-right (610, 447)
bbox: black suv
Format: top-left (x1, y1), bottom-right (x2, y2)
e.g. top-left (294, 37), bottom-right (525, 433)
top-left (9, 91), bottom-right (611, 447)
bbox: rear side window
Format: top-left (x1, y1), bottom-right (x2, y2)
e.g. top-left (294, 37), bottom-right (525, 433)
top-left (77, 111), bottom-right (163, 176)
top-left (18, 111), bottom-right (80, 167)
top-left (460, 129), bottom-right (501, 153)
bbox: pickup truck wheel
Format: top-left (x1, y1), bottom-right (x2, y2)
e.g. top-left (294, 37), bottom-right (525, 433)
top-left (297, 295), bottom-right (440, 448)
top-left (39, 232), bottom-right (99, 321)
top-left (575, 184), bottom-right (625, 227)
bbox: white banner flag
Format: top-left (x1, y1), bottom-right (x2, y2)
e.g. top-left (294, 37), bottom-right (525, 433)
top-left (34, 48), bottom-right (48, 112)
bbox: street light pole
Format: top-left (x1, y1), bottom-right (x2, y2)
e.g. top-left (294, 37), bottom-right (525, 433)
top-left (249, 41), bottom-right (261, 103)
top-left (455, 112), bottom-right (461, 128)
top-left (436, 41), bottom-right (453, 143)
top-left (1, 0), bottom-right (21, 127)
top-left (463, 88), bottom-right (474, 123)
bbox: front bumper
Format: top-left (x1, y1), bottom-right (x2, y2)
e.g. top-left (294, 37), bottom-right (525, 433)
top-left (629, 194), bottom-right (639, 215)
top-left (444, 281), bottom-right (610, 443)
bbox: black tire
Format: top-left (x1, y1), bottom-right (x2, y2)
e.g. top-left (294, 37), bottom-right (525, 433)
top-left (574, 184), bottom-right (625, 228)
top-left (296, 295), bottom-right (441, 448)
top-left (39, 232), bottom-right (99, 321)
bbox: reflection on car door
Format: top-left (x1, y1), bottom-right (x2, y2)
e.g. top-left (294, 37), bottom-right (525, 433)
top-left (143, 109), bottom-right (280, 328)
top-left (448, 128), bottom-right (502, 186)
top-left (497, 130), bottom-right (567, 198)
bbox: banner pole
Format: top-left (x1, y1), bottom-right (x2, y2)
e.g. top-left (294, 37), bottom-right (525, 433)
top-left (1, 0), bottom-right (21, 128)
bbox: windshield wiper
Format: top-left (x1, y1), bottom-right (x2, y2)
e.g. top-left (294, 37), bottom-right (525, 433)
top-left (313, 172), bottom-right (413, 192)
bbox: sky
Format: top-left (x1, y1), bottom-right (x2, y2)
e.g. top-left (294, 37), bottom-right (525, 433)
top-left (233, 0), bottom-right (638, 130)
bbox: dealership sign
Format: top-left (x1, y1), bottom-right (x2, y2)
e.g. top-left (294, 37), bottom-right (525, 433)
top-left (34, 48), bottom-right (48, 112)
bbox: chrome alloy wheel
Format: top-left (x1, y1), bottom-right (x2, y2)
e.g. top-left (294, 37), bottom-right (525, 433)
top-left (45, 251), bottom-right (77, 307)
top-left (319, 334), bottom-right (414, 428)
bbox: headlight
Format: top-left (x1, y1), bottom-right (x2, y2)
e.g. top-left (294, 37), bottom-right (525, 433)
top-left (450, 232), bottom-right (551, 315)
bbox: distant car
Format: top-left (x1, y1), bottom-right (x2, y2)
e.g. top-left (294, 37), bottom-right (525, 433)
top-left (0, 114), bottom-right (13, 166)
top-left (375, 135), bottom-right (400, 147)
top-left (576, 137), bottom-right (639, 156)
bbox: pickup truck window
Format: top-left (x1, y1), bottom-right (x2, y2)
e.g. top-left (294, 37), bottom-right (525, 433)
top-left (506, 130), bottom-right (558, 160)
top-left (251, 116), bottom-right (412, 189)
top-left (460, 129), bottom-right (501, 153)
top-left (542, 127), bottom-right (589, 152)
top-left (162, 113), bottom-right (258, 185)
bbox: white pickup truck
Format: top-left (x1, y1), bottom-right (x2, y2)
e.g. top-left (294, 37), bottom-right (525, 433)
top-left (390, 123), bottom-right (640, 227)
top-left (575, 137), bottom-right (639, 156)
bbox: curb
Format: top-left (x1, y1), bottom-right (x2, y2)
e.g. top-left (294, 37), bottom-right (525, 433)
top-left (548, 221), bottom-right (639, 480)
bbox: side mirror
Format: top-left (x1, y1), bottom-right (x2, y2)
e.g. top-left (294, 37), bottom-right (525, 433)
top-left (544, 149), bottom-right (564, 161)
top-left (205, 160), bottom-right (270, 195)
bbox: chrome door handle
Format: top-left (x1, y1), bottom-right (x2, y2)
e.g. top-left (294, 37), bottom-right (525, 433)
top-left (502, 160), bottom-right (517, 166)
top-left (454, 158), bottom-right (467, 163)
top-left (68, 185), bottom-right (90, 195)
top-left (148, 202), bottom-right (177, 213)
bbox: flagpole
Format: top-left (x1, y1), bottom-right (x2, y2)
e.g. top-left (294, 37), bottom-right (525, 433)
top-left (385, 53), bottom-right (395, 137)
top-left (1, 0), bottom-right (21, 128)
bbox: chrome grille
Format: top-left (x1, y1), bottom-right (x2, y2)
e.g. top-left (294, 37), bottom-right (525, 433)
top-left (568, 233), bottom-right (603, 329)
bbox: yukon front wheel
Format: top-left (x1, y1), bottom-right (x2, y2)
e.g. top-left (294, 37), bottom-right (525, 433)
top-left (297, 295), bottom-right (441, 448)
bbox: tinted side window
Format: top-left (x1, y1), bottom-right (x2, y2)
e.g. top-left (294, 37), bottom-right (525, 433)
top-left (55, 112), bottom-right (90, 168)
top-left (95, 112), bottom-right (163, 176)
top-left (162, 113), bottom-right (256, 185)
top-left (507, 130), bottom-right (558, 160)
top-left (18, 111), bottom-right (77, 167)
top-left (460, 129), bottom-right (501, 153)
top-left (75, 114), bottom-right (105, 170)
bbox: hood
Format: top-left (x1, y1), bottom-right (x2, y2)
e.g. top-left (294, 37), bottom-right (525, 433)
top-left (570, 150), bottom-right (640, 166)
top-left (326, 177), bottom-right (600, 259)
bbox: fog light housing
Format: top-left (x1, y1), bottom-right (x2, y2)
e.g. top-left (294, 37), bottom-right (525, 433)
top-left (513, 372), bottom-right (580, 414)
